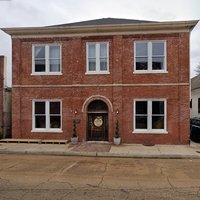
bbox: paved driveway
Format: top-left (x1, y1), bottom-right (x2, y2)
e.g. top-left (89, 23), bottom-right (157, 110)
top-left (0, 154), bottom-right (200, 199)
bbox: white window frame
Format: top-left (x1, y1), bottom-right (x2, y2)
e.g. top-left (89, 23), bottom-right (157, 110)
top-left (133, 99), bottom-right (167, 134)
top-left (86, 42), bottom-right (110, 74)
top-left (32, 100), bottom-right (62, 132)
top-left (32, 44), bottom-right (62, 75)
top-left (134, 40), bottom-right (167, 73)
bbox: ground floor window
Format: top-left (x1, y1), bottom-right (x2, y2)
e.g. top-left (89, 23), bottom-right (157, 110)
top-left (134, 99), bottom-right (166, 133)
top-left (32, 100), bottom-right (62, 132)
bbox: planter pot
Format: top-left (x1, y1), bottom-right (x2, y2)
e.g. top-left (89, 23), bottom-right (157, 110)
top-left (71, 137), bottom-right (78, 144)
top-left (114, 137), bottom-right (121, 145)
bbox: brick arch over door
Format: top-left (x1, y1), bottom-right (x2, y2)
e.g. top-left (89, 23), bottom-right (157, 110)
top-left (81, 95), bottom-right (113, 113)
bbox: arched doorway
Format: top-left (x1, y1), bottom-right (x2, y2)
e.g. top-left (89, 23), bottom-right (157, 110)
top-left (87, 100), bottom-right (108, 141)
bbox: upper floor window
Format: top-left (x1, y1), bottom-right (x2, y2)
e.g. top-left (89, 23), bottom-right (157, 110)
top-left (86, 42), bottom-right (109, 74)
top-left (134, 41), bottom-right (166, 73)
top-left (32, 44), bottom-right (61, 75)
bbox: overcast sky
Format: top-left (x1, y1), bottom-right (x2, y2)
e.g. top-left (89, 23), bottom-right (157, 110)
top-left (0, 0), bottom-right (200, 86)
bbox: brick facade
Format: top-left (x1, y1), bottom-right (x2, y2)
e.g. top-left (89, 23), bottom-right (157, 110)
top-left (5, 19), bottom-right (197, 144)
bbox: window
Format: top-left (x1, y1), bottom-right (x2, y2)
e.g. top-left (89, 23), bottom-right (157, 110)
top-left (32, 44), bottom-right (61, 74)
top-left (32, 100), bottom-right (62, 131)
top-left (86, 42), bottom-right (109, 74)
top-left (134, 99), bottom-right (166, 132)
top-left (134, 41), bottom-right (166, 72)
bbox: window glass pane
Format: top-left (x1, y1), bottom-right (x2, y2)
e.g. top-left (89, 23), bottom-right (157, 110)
top-left (35, 59), bottom-right (45, 72)
top-left (89, 58), bottom-right (96, 71)
top-left (100, 43), bottom-right (107, 57)
top-left (136, 101), bottom-right (147, 114)
top-left (152, 101), bottom-right (164, 114)
top-left (49, 46), bottom-right (60, 58)
top-left (152, 42), bottom-right (164, 55)
top-left (152, 116), bottom-right (164, 129)
top-left (136, 116), bottom-right (147, 129)
top-left (152, 57), bottom-right (164, 70)
top-left (35, 102), bottom-right (45, 114)
top-left (49, 59), bottom-right (60, 72)
top-left (88, 44), bottom-right (96, 58)
top-left (35, 46), bottom-right (45, 58)
top-left (50, 116), bottom-right (61, 128)
top-left (35, 116), bottom-right (46, 128)
top-left (50, 102), bottom-right (60, 114)
top-left (136, 57), bottom-right (148, 70)
top-left (136, 43), bottom-right (148, 56)
top-left (100, 58), bottom-right (107, 71)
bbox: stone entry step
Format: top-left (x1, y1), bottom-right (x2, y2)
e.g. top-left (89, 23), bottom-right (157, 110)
top-left (0, 139), bottom-right (68, 144)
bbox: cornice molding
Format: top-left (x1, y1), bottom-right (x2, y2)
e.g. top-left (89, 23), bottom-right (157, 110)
top-left (2, 20), bottom-right (198, 38)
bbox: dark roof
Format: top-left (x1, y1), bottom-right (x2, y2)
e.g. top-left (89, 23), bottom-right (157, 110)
top-left (191, 75), bottom-right (200, 90)
top-left (49, 18), bottom-right (155, 27)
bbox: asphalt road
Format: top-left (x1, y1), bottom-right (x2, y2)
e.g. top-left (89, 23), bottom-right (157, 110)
top-left (0, 154), bottom-right (200, 200)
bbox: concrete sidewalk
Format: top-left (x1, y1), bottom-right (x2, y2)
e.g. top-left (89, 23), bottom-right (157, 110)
top-left (0, 140), bottom-right (200, 158)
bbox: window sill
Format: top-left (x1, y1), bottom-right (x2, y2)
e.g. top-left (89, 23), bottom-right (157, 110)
top-left (85, 72), bottom-right (110, 75)
top-left (31, 72), bottom-right (63, 76)
top-left (132, 130), bottom-right (168, 134)
top-left (31, 129), bottom-right (63, 133)
top-left (133, 70), bottom-right (168, 74)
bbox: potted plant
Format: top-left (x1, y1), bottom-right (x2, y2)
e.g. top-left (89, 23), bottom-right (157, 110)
top-left (114, 120), bottom-right (121, 145)
top-left (71, 119), bottom-right (78, 144)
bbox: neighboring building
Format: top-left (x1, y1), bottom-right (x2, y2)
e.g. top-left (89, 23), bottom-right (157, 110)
top-left (2, 18), bottom-right (198, 144)
top-left (190, 75), bottom-right (200, 118)
top-left (0, 56), bottom-right (11, 138)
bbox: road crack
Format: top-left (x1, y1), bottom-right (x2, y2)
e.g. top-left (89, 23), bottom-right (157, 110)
top-left (167, 177), bottom-right (174, 190)
top-left (121, 188), bottom-right (130, 200)
top-left (98, 158), bottom-right (110, 187)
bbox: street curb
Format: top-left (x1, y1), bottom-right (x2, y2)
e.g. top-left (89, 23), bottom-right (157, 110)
top-left (0, 150), bottom-right (200, 159)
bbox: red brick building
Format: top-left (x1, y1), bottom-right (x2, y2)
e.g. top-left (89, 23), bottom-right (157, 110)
top-left (2, 18), bottom-right (198, 144)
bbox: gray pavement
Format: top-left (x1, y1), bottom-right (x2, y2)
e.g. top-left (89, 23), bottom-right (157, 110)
top-left (0, 140), bottom-right (200, 158)
top-left (1, 154), bottom-right (200, 200)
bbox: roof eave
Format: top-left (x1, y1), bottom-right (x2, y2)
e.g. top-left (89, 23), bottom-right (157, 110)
top-left (2, 20), bottom-right (199, 38)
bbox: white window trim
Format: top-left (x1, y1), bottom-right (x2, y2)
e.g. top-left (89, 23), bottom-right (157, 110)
top-left (32, 44), bottom-right (62, 75)
top-left (86, 42), bottom-right (110, 74)
top-left (133, 99), bottom-right (168, 134)
top-left (133, 40), bottom-right (167, 74)
top-left (32, 99), bottom-right (62, 132)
